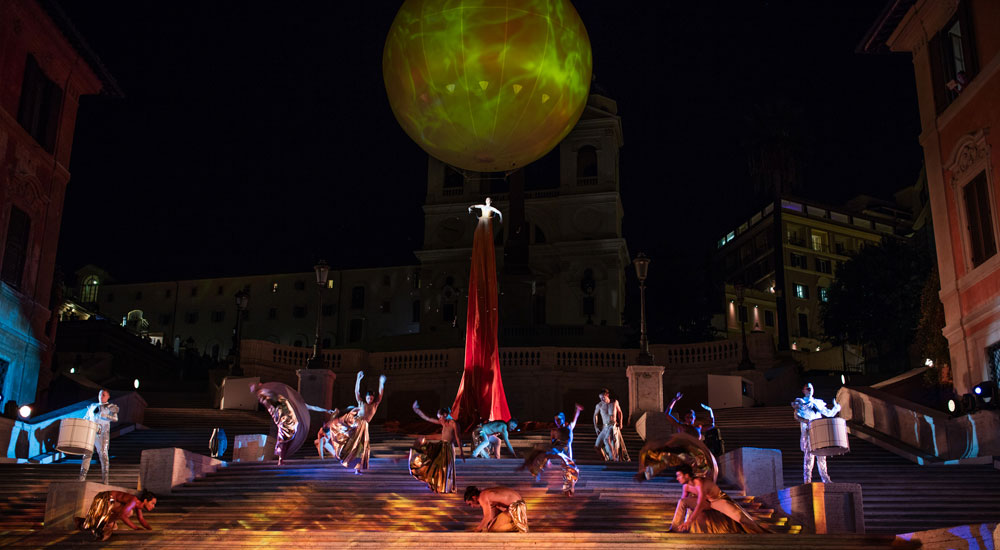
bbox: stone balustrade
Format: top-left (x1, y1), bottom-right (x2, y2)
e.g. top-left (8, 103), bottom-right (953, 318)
top-left (836, 386), bottom-right (1000, 462)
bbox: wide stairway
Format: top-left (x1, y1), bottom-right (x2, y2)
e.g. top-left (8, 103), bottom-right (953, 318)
top-left (0, 404), bottom-right (987, 548)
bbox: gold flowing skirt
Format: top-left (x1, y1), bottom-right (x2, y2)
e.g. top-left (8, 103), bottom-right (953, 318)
top-left (78, 491), bottom-right (117, 541)
top-left (408, 439), bottom-right (456, 493)
top-left (680, 492), bottom-right (772, 534)
top-left (340, 418), bottom-right (371, 470)
top-left (486, 500), bottom-right (529, 532)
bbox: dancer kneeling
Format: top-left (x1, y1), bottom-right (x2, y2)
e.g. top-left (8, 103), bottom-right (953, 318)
top-left (519, 404), bottom-right (582, 496)
top-left (410, 401), bottom-right (464, 493)
top-left (464, 485), bottom-right (528, 533)
top-left (75, 490), bottom-right (156, 541)
top-left (670, 464), bottom-right (770, 533)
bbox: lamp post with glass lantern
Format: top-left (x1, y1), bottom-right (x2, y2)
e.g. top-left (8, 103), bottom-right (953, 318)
top-left (633, 253), bottom-right (653, 365)
top-left (735, 283), bottom-right (754, 370)
top-left (307, 260), bottom-right (330, 370)
top-left (232, 289), bottom-right (250, 376)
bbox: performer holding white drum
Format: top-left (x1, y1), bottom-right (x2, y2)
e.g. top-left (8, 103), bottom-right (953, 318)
top-left (80, 389), bottom-right (118, 484)
top-left (791, 383), bottom-right (840, 484)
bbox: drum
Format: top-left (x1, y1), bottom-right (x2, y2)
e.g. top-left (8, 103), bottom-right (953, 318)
top-left (56, 418), bottom-right (99, 455)
top-left (808, 417), bottom-right (850, 456)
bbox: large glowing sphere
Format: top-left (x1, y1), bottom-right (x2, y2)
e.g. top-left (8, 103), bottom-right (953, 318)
top-left (383, 0), bottom-right (592, 172)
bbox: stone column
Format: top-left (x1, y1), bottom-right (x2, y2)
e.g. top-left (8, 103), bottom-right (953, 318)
top-left (626, 364), bottom-right (664, 424)
top-left (296, 369), bottom-right (336, 410)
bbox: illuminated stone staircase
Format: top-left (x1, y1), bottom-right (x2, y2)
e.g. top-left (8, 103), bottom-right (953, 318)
top-left (2, 404), bottom-right (995, 548)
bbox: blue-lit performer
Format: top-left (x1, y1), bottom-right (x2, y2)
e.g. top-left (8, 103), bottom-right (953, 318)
top-left (79, 389), bottom-right (118, 484)
top-left (471, 419), bottom-right (518, 458)
top-left (666, 392), bottom-right (715, 440)
top-left (340, 371), bottom-right (386, 474)
top-left (519, 404), bottom-right (583, 496)
top-left (792, 382), bottom-right (840, 483)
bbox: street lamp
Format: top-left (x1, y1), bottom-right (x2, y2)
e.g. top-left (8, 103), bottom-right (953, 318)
top-left (231, 289), bottom-right (250, 376)
top-left (633, 253), bottom-right (653, 365)
top-left (307, 260), bottom-right (330, 369)
top-left (734, 283), bottom-right (754, 370)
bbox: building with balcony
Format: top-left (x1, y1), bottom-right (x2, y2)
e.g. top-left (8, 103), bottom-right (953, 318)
top-left (0, 0), bottom-right (119, 410)
top-left (714, 196), bottom-right (909, 358)
top-left (861, 0), bottom-right (1000, 396)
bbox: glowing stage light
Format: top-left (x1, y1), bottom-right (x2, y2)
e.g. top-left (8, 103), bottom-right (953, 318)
top-left (973, 382), bottom-right (997, 408)
top-left (383, 0), bottom-right (592, 172)
top-left (18, 405), bottom-right (31, 418)
top-left (69, 367), bottom-right (75, 374)
top-left (134, 378), bottom-right (140, 389)
top-left (840, 374), bottom-right (846, 385)
top-left (947, 399), bottom-right (957, 413)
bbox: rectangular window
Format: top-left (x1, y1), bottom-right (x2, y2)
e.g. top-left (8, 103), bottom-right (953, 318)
top-left (1, 206), bottom-right (31, 289)
top-left (293, 305), bottom-right (307, 318)
top-left (794, 284), bottom-right (809, 299)
top-left (165, 289), bottom-right (172, 298)
top-left (819, 287), bottom-right (830, 303)
top-left (217, 285), bottom-right (224, 295)
top-left (16, 55), bottom-right (62, 152)
top-left (790, 253), bottom-right (807, 269)
top-left (159, 313), bottom-right (172, 325)
top-left (810, 230), bottom-right (829, 253)
top-left (211, 311), bottom-right (225, 323)
top-left (815, 258), bottom-right (832, 274)
top-left (443, 302), bottom-right (456, 324)
top-left (738, 305), bottom-right (747, 323)
top-left (135, 291), bottom-right (143, 300)
top-left (267, 307), bottom-right (278, 320)
top-left (322, 304), bottom-right (335, 317)
top-left (294, 281), bottom-right (305, 291)
top-left (349, 318), bottom-right (363, 342)
top-left (107, 292), bottom-right (115, 303)
top-left (929, 1), bottom-right (978, 113)
top-left (380, 301), bottom-right (391, 313)
top-left (412, 300), bottom-right (421, 323)
top-left (190, 287), bottom-right (198, 297)
top-left (798, 313), bottom-right (809, 337)
top-left (351, 286), bottom-right (365, 309)
top-left (185, 312), bottom-right (199, 324)
top-left (964, 171), bottom-right (996, 267)
top-left (764, 310), bottom-right (775, 327)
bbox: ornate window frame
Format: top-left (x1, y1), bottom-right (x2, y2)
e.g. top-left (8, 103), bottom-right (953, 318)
top-left (947, 129), bottom-right (998, 283)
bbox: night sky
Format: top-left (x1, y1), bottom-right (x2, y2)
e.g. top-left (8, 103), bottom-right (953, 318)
top-left (57, 1), bottom-right (921, 328)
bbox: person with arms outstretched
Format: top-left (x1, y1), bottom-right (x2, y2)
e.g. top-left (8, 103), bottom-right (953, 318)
top-left (340, 370), bottom-right (386, 474)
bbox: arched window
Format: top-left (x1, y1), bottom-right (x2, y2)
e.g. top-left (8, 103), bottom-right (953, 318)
top-left (576, 146), bottom-right (598, 185)
top-left (81, 276), bottom-right (100, 303)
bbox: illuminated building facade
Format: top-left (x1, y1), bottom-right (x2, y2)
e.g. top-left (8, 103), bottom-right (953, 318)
top-left (714, 196), bottom-right (908, 359)
top-left (75, 92), bottom-right (630, 357)
top-left (862, 0), bottom-right (1000, 395)
top-left (0, 0), bottom-right (117, 409)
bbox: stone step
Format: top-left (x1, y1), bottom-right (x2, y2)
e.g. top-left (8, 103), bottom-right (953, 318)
top-left (0, 530), bottom-right (915, 549)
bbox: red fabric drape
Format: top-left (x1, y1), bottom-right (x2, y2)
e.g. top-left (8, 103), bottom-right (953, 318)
top-left (452, 216), bottom-right (511, 426)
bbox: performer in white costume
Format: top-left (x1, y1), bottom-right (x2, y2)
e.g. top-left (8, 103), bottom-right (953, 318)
top-left (80, 389), bottom-right (118, 484)
top-left (791, 382), bottom-right (841, 483)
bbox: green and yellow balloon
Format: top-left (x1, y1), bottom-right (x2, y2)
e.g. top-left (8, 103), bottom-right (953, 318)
top-left (383, 0), bottom-right (592, 172)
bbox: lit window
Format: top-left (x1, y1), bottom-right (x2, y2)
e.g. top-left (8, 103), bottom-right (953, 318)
top-left (819, 287), bottom-right (830, 302)
top-left (272, 283), bottom-right (278, 293)
top-left (326, 279), bottom-right (334, 289)
top-left (794, 284), bottom-right (809, 299)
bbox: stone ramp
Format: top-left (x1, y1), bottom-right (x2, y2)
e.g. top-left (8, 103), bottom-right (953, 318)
top-left (0, 531), bottom-right (914, 549)
top-left (715, 406), bottom-right (1000, 533)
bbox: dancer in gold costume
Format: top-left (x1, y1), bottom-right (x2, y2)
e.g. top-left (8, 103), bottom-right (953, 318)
top-left (519, 404), bottom-right (583, 496)
top-left (409, 400), bottom-right (464, 493)
top-left (669, 463), bottom-right (770, 533)
top-left (340, 370), bottom-right (386, 473)
top-left (75, 490), bottom-right (156, 541)
top-left (464, 485), bottom-right (528, 533)
top-left (316, 407), bottom-right (361, 460)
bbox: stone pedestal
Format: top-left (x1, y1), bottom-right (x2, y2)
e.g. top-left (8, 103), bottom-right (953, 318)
top-left (139, 448), bottom-right (224, 494)
top-left (220, 376), bottom-right (260, 410)
top-left (759, 482), bottom-right (865, 534)
top-left (634, 411), bottom-right (673, 442)
top-left (44, 481), bottom-right (134, 530)
top-left (296, 369), bottom-right (336, 410)
top-left (718, 447), bottom-right (783, 497)
top-left (233, 434), bottom-right (275, 462)
top-left (626, 364), bottom-right (664, 425)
